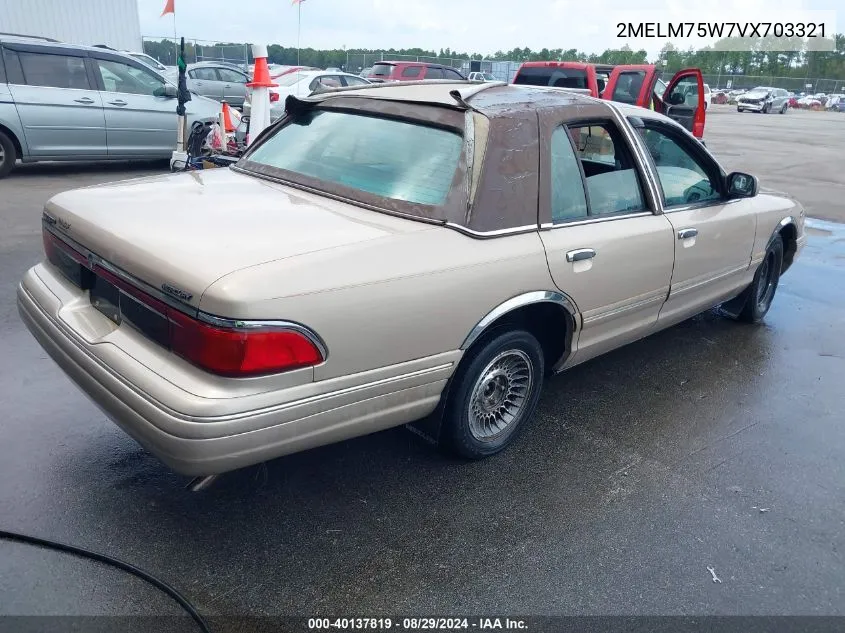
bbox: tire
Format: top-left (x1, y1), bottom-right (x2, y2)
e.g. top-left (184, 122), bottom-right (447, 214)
top-left (736, 234), bottom-right (784, 323)
top-left (0, 130), bottom-right (17, 179)
top-left (780, 103), bottom-right (788, 114)
top-left (762, 103), bottom-right (770, 114)
top-left (737, 107), bottom-right (743, 112)
top-left (441, 328), bottom-right (545, 459)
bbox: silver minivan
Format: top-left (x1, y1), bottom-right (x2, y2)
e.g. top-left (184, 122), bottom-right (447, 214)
top-left (0, 35), bottom-right (222, 178)
top-left (164, 62), bottom-right (251, 107)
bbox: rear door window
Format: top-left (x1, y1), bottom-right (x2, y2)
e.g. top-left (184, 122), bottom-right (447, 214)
top-left (566, 122), bottom-right (646, 216)
top-left (424, 66), bottom-right (444, 79)
top-left (190, 67), bottom-right (218, 81)
top-left (401, 66), bottom-right (422, 78)
top-left (18, 51), bottom-right (90, 89)
top-left (550, 126), bottom-right (589, 223)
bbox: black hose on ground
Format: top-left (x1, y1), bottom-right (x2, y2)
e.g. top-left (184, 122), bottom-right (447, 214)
top-left (0, 528), bottom-right (211, 633)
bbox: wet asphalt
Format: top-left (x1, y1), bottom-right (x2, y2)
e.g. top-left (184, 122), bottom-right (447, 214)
top-left (0, 107), bottom-right (843, 624)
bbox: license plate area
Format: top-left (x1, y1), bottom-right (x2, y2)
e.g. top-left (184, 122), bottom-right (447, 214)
top-left (90, 274), bottom-right (121, 324)
top-left (89, 273), bottom-right (170, 347)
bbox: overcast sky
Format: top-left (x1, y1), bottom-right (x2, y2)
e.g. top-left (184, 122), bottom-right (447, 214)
top-left (138, 0), bottom-right (842, 60)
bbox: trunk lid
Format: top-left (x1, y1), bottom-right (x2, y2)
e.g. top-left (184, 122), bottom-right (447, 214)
top-left (44, 168), bottom-right (430, 309)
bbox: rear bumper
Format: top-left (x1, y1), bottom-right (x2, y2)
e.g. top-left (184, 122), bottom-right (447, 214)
top-left (18, 265), bottom-right (455, 475)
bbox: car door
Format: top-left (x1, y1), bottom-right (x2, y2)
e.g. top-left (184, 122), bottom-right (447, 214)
top-left (630, 117), bottom-right (757, 327)
top-left (90, 54), bottom-right (178, 157)
top-left (537, 110), bottom-right (675, 368)
top-left (2, 45), bottom-right (107, 158)
top-left (187, 67), bottom-right (223, 100)
top-left (603, 64), bottom-right (657, 106)
top-left (658, 69), bottom-right (706, 138)
top-left (215, 67), bottom-right (249, 106)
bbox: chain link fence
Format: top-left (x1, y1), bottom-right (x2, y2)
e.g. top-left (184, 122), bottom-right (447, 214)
top-left (658, 71), bottom-right (845, 94)
top-left (142, 37), bottom-right (250, 70)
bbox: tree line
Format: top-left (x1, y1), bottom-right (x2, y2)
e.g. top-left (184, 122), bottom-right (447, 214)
top-left (142, 34), bottom-right (845, 80)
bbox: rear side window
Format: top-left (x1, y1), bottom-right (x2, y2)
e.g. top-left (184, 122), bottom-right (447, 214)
top-left (401, 66), bottom-right (421, 78)
top-left (610, 71), bottom-right (645, 104)
top-left (369, 63), bottom-right (394, 78)
top-left (246, 110), bottom-right (463, 206)
top-left (514, 66), bottom-right (587, 89)
top-left (566, 122), bottom-right (646, 216)
top-left (18, 51), bottom-right (90, 89)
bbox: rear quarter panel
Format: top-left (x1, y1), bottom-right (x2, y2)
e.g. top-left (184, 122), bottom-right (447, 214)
top-left (200, 229), bottom-right (557, 381)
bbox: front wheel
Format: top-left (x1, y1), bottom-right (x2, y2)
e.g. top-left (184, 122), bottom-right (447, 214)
top-left (441, 329), bottom-right (545, 459)
top-left (738, 235), bottom-right (784, 323)
top-left (780, 103), bottom-right (788, 114)
top-left (762, 103), bottom-right (770, 114)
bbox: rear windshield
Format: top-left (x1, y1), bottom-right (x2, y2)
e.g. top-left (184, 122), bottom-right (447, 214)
top-left (246, 110), bottom-right (462, 206)
top-left (514, 66), bottom-right (588, 88)
top-left (368, 63), bottom-right (394, 77)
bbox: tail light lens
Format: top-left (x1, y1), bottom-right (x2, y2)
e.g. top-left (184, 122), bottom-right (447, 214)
top-left (42, 226), bottom-right (324, 377)
top-left (269, 91), bottom-right (279, 102)
top-left (168, 310), bottom-right (323, 377)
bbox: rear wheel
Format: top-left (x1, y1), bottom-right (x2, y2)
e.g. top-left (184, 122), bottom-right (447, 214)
top-left (0, 130), bottom-right (17, 179)
top-left (441, 329), bottom-right (544, 459)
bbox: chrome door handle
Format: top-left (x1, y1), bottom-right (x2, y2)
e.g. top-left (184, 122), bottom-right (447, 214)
top-left (677, 228), bottom-right (698, 239)
top-left (74, 97), bottom-right (95, 104)
top-left (566, 248), bottom-right (596, 262)
top-left (108, 100), bottom-right (128, 106)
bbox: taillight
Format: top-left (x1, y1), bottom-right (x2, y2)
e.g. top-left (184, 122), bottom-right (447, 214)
top-left (168, 310), bottom-right (323, 377)
top-left (269, 91), bottom-right (279, 102)
top-left (42, 226), bottom-right (324, 377)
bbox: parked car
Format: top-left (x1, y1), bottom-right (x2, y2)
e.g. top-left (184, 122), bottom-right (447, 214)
top-left (711, 90), bottom-right (729, 104)
top-left (364, 61), bottom-right (466, 82)
top-left (124, 51), bottom-right (169, 73)
top-left (18, 82), bottom-right (806, 477)
top-left (512, 62), bottom-right (708, 138)
top-left (165, 61), bottom-right (251, 107)
top-left (0, 34), bottom-right (222, 178)
top-left (359, 66), bottom-right (372, 78)
top-left (243, 69), bottom-right (371, 120)
top-left (737, 87), bottom-right (790, 113)
top-left (468, 71), bottom-right (497, 82)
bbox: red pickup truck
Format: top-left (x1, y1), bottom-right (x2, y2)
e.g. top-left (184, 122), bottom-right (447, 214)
top-left (512, 62), bottom-right (707, 138)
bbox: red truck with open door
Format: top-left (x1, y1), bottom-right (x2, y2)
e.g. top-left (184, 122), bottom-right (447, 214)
top-left (512, 62), bottom-right (707, 138)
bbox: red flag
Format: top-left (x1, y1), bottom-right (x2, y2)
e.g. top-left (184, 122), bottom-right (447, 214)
top-left (291, 0), bottom-right (305, 4)
top-left (161, 0), bottom-right (175, 16)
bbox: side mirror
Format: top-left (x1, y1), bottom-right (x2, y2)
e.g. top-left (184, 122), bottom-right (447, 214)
top-left (154, 84), bottom-right (178, 98)
top-left (726, 172), bottom-right (758, 198)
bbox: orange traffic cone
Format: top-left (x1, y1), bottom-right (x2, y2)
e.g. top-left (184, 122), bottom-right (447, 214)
top-left (246, 56), bottom-right (278, 89)
top-left (221, 101), bottom-right (236, 133)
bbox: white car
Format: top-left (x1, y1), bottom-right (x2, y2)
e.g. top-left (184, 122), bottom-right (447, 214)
top-left (468, 71), bottom-right (497, 82)
top-left (245, 70), bottom-right (372, 120)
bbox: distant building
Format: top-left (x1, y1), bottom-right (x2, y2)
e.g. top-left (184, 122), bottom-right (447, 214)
top-left (0, 0), bottom-right (141, 51)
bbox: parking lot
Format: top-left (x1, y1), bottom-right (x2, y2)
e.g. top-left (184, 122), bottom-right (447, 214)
top-left (1, 105), bottom-right (844, 624)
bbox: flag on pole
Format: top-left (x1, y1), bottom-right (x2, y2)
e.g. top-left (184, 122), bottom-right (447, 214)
top-left (291, 0), bottom-right (305, 5)
top-left (161, 0), bottom-right (175, 16)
